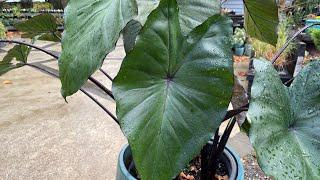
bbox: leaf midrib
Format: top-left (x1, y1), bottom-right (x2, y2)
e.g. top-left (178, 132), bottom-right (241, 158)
top-left (153, 2), bottom-right (179, 177)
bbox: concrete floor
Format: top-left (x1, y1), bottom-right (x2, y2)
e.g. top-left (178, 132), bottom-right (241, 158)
top-left (0, 39), bottom-right (252, 180)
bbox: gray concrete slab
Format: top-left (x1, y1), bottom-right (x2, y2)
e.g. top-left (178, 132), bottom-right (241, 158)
top-left (0, 39), bottom-right (253, 180)
top-left (0, 40), bottom-right (126, 180)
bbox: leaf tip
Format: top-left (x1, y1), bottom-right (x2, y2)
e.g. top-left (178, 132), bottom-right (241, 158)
top-left (60, 89), bottom-right (69, 103)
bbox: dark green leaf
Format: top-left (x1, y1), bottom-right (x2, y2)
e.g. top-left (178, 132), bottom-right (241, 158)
top-left (113, 0), bottom-right (233, 179)
top-left (3, 44), bottom-right (31, 64)
top-left (248, 59), bottom-right (320, 179)
top-left (37, 32), bottom-right (62, 42)
top-left (0, 44), bottom-right (29, 76)
top-left (123, 0), bottom-right (220, 54)
top-left (15, 14), bottom-right (59, 40)
top-left (244, 0), bottom-right (279, 46)
top-left (122, 20), bottom-right (142, 53)
top-left (177, 0), bottom-right (221, 34)
top-left (136, 0), bottom-right (220, 34)
top-left (59, 0), bottom-right (138, 98)
top-left (0, 63), bottom-right (17, 76)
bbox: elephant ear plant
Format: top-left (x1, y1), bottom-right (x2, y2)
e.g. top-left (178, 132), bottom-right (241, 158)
top-left (0, 0), bottom-right (319, 179)
top-left (113, 1), bottom-right (233, 179)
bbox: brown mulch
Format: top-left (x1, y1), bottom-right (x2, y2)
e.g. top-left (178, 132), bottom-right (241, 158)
top-left (233, 55), bottom-right (250, 63)
top-left (176, 156), bottom-right (229, 180)
top-left (176, 152), bottom-right (273, 180)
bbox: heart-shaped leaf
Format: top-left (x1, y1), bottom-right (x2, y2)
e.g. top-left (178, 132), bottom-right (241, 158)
top-left (113, 0), bottom-right (233, 179)
top-left (244, 0), bottom-right (279, 46)
top-left (59, 0), bottom-right (137, 98)
top-left (248, 59), bottom-right (320, 179)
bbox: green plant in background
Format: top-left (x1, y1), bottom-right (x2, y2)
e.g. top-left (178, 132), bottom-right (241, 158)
top-left (0, 44), bottom-right (31, 75)
top-left (12, 5), bottom-right (21, 17)
top-left (15, 14), bottom-right (61, 42)
top-left (0, 14), bottom-right (59, 75)
top-left (0, 21), bottom-right (6, 39)
top-left (33, 2), bottom-right (53, 11)
top-left (232, 28), bottom-right (246, 48)
top-left (290, 0), bottom-right (320, 25)
top-left (310, 29), bottom-right (320, 50)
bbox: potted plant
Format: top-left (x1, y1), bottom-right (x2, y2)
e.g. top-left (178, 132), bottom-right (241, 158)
top-left (232, 28), bottom-right (246, 56)
top-left (0, 0), bottom-right (319, 180)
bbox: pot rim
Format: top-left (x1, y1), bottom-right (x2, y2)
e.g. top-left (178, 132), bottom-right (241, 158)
top-left (118, 144), bottom-right (244, 180)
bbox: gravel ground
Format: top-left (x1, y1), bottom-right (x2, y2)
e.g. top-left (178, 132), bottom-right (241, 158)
top-left (242, 153), bottom-right (272, 180)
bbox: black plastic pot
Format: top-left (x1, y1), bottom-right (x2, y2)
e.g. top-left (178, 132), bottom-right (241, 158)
top-left (116, 144), bottom-right (244, 180)
top-left (285, 42), bottom-right (306, 76)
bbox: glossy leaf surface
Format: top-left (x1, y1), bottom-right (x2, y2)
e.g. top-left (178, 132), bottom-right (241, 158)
top-left (123, 0), bottom-right (220, 54)
top-left (122, 20), bottom-right (142, 53)
top-left (244, 0), bottom-right (279, 45)
top-left (113, 0), bottom-right (233, 179)
top-left (248, 59), bottom-right (320, 179)
top-left (136, 0), bottom-right (220, 35)
top-left (59, 0), bottom-right (137, 98)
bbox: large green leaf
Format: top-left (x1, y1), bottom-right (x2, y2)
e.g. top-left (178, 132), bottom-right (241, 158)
top-left (123, 0), bottom-right (220, 53)
top-left (15, 14), bottom-right (61, 42)
top-left (136, 0), bottom-right (220, 34)
top-left (244, 0), bottom-right (279, 46)
top-left (247, 59), bottom-right (320, 179)
top-left (113, 0), bottom-right (233, 179)
top-left (59, 0), bottom-right (137, 98)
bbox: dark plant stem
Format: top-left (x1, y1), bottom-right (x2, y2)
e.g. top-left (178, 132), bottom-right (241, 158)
top-left (284, 78), bottom-right (294, 86)
top-left (223, 103), bottom-right (249, 121)
top-left (99, 68), bottom-right (114, 81)
top-left (26, 63), bottom-right (119, 125)
top-left (0, 39), bottom-right (114, 99)
top-left (271, 23), bottom-right (320, 64)
top-left (80, 89), bottom-right (118, 124)
top-left (201, 144), bottom-right (210, 180)
top-left (207, 118), bottom-right (237, 179)
top-left (1, 39), bottom-right (59, 59)
top-left (89, 77), bottom-right (114, 99)
top-left (201, 129), bottom-right (220, 180)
